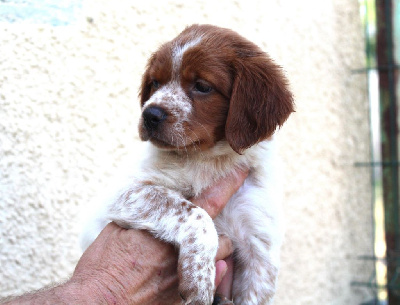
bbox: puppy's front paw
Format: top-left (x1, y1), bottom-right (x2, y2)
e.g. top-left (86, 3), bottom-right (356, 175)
top-left (176, 208), bottom-right (219, 304)
top-left (178, 257), bottom-right (215, 304)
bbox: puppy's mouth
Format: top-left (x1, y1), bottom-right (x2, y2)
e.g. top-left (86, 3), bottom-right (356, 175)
top-left (139, 127), bottom-right (205, 151)
top-left (147, 135), bottom-right (177, 149)
top-left (139, 106), bottom-right (209, 151)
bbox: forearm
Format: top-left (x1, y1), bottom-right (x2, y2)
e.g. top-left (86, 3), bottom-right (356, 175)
top-left (1, 281), bottom-right (106, 305)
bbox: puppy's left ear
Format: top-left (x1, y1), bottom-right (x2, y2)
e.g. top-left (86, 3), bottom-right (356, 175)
top-left (226, 51), bottom-right (294, 154)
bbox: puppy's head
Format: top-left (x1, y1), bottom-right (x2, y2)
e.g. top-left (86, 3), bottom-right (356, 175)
top-left (139, 24), bottom-right (294, 154)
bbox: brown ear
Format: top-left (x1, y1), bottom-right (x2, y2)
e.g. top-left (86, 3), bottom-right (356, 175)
top-left (226, 52), bottom-right (294, 154)
top-left (139, 68), bottom-right (152, 107)
top-left (138, 50), bottom-right (160, 107)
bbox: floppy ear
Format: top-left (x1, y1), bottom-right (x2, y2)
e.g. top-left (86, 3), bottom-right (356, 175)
top-left (226, 52), bottom-right (294, 154)
top-left (138, 50), bottom-right (161, 107)
top-left (139, 68), bottom-right (152, 107)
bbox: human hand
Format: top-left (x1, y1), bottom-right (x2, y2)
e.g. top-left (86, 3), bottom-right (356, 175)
top-left (68, 169), bottom-right (248, 304)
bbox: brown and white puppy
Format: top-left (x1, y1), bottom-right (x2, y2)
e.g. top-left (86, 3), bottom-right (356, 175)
top-left (81, 24), bottom-right (294, 305)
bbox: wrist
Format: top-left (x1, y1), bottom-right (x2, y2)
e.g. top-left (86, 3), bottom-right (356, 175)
top-left (64, 273), bottom-right (132, 305)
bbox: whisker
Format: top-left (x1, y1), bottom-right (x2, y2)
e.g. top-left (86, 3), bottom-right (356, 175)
top-left (185, 125), bottom-right (205, 158)
top-left (192, 120), bottom-right (213, 142)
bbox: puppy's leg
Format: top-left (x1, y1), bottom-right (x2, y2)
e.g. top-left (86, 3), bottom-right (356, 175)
top-left (231, 236), bottom-right (280, 305)
top-left (108, 183), bottom-right (218, 305)
top-left (215, 202), bottom-right (282, 305)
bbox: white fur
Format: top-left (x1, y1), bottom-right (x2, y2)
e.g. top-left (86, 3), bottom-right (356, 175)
top-left (172, 37), bottom-right (202, 79)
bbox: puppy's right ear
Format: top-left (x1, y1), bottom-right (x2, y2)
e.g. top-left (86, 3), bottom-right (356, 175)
top-left (139, 67), bottom-right (152, 107)
top-left (139, 45), bottom-right (173, 107)
top-left (139, 50), bottom-right (160, 107)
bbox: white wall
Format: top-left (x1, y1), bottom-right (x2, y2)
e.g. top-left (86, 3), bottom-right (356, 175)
top-left (0, 0), bottom-right (373, 304)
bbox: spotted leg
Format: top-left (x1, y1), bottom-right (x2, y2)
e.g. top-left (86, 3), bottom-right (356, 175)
top-left (107, 183), bottom-right (219, 305)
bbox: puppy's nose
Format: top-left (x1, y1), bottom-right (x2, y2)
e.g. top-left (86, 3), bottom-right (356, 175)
top-left (142, 106), bottom-right (167, 130)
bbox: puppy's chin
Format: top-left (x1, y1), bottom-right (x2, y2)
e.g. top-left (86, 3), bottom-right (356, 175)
top-left (151, 138), bottom-right (214, 152)
top-left (147, 137), bottom-right (181, 150)
top-left (139, 132), bottom-right (215, 153)
top-left (138, 120), bottom-right (220, 152)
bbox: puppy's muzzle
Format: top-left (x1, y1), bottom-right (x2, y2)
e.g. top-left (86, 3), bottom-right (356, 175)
top-left (142, 106), bottom-right (167, 131)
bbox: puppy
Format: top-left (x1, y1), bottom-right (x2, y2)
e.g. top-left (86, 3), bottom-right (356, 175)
top-left (81, 24), bottom-right (294, 305)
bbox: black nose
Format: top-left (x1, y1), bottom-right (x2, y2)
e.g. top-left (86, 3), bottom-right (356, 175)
top-left (142, 106), bottom-right (167, 130)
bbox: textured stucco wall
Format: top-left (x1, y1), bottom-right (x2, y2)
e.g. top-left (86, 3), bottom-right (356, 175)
top-left (0, 0), bottom-right (373, 304)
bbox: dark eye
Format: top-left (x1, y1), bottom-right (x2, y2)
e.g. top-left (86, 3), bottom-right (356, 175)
top-left (152, 80), bottom-right (160, 89)
top-left (194, 81), bottom-right (213, 94)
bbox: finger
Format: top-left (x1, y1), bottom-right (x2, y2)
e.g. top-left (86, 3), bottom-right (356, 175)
top-left (214, 236), bottom-right (233, 290)
top-left (192, 169), bottom-right (248, 219)
top-left (214, 260), bottom-right (228, 287)
top-left (79, 222), bottom-right (119, 257)
top-left (215, 255), bottom-right (234, 299)
top-left (95, 222), bottom-right (119, 242)
top-left (215, 235), bottom-right (233, 261)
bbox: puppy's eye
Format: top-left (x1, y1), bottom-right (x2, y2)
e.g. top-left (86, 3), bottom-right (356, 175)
top-left (152, 80), bottom-right (160, 89)
top-left (194, 81), bottom-right (212, 94)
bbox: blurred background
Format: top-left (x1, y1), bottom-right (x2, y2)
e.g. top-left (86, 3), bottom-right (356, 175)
top-left (0, 0), bottom-right (399, 304)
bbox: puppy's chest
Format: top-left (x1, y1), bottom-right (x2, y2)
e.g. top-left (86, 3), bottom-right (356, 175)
top-left (145, 154), bottom-right (246, 199)
top-left (154, 162), bottom-right (220, 199)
